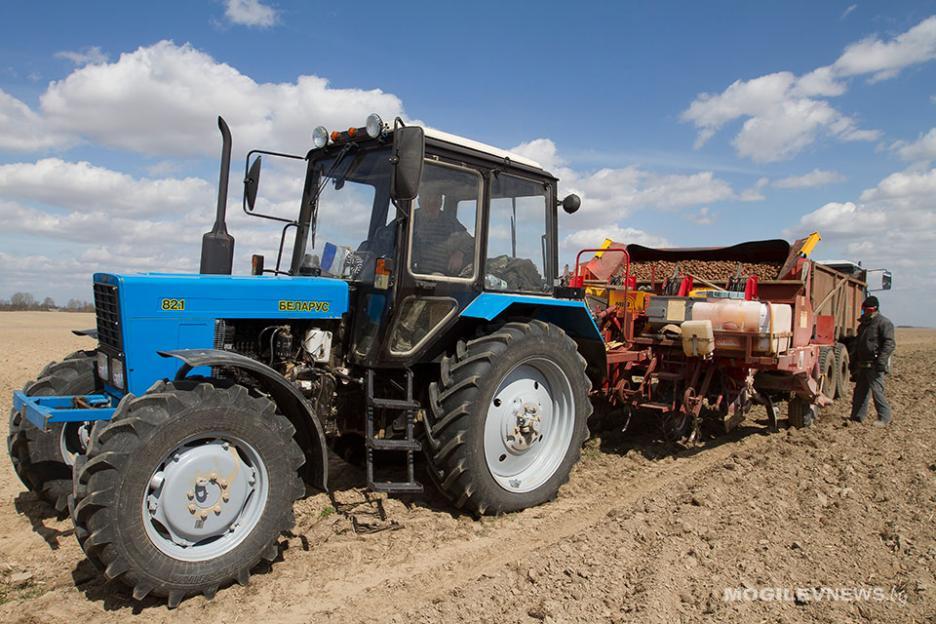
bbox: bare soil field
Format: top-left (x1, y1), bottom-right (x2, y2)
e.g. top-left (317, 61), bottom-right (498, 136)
top-left (0, 312), bottom-right (933, 623)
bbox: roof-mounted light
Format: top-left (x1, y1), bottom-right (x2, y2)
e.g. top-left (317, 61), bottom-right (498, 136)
top-left (311, 126), bottom-right (329, 149)
top-left (366, 113), bottom-right (384, 139)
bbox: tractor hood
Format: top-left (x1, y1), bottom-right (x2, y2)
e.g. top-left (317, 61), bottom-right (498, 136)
top-left (90, 272), bottom-right (349, 396)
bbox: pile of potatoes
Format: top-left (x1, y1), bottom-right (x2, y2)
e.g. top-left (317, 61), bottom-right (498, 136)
top-left (619, 260), bottom-right (783, 283)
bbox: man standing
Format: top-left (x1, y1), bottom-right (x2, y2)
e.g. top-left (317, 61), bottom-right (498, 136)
top-left (850, 296), bottom-right (896, 425)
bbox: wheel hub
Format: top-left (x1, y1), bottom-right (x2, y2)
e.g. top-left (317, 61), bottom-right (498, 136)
top-left (507, 401), bottom-right (542, 451)
top-left (484, 359), bottom-right (575, 493)
top-left (143, 437), bottom-right (266, 560)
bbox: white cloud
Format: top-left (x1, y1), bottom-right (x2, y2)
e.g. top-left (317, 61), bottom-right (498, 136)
top-left (563, 226), bottom-right (670, 251)
top-left (892, 127), bottom-right (936, 162)
top-left (773, 169), bottom-right (846, 189)
top-left (682, 16), bottom-right (936, 162)
top-left (224, 0), bottom-right (278, 27)
top-left (55, 46), bottom-right (108, 66)
top-left (841, 4), bottom-right (857, 19)
top-left (0, 90), bottom-right (69, 151)
top-left (1, 41), bottom-right (406, 157)
top-left (0, 158), bottom-right (213, 217)
top-left (686, 206), bottom-right (716, 225)
top-left (831, 16), bottom-right (936, 82)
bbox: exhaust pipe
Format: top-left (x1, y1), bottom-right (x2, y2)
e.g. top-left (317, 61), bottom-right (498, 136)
top-left (199, 116), bottom-right (235, 274)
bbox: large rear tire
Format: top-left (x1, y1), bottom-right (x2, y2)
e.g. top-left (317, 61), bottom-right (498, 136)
top-left (70, 382), bottom-right (305, 607)
top-left (7, 354), bottom-right (97, 511)
top-left (426, 321), bottom-right (591, 515)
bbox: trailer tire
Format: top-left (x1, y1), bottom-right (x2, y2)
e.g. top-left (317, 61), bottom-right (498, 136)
top-left (426, 320), bottom-right (591, 516)
top-left (71, 381), bottom-right (305, 607)
top-left (787, 397), bottom-right (817, 429)
top-left (7, 355), bottom-right (97, 512)
top-left (833, 344), bottom-right (849, 399)
top-left (818, 347), bottom-right (837, 401)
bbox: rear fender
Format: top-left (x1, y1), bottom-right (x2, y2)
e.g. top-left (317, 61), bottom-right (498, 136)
top-left (159, 349), bottom-right (328, 492)
top-left (459, 293), bottom-right (606, 385)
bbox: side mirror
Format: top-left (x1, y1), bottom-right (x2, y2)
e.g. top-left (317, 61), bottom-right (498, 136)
top-left (245, 156), bottom-right (262, 211)
top-left (560, 194), bottom-right (581, 214)
top-left (390, 126), bottom-right (425, 202)
top-left (881, 270), bottom-right (892, 291)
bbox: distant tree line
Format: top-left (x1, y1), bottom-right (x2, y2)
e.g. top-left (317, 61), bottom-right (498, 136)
top-left (0, 292), bottom-right (94, 312)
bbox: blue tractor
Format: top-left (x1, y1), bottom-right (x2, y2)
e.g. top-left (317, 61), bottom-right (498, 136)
top-left (8, 115), bottom-right (603, 605)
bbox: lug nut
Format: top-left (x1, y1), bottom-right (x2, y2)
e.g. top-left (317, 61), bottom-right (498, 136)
top-left (188, 503), bottom-right (197, 514)
top-left (186, 490), bottom-right (195, 500)
top-left (199, 510), bottom-right (209, 520)
top-left (213, 505), bottom-right (222, 515)
top-left (218, 478), bottom-right (228, 488)
top-left (222, 492), bottom-right (230, 502)
top-left (210, 472), bottom-right (218, 482)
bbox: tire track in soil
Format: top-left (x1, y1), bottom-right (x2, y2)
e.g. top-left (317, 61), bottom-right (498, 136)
top-left (293, 427), bottom-right (778, 622)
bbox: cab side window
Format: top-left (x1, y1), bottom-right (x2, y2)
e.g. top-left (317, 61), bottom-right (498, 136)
top-left (486, 174), bottom-right (549, 292)
top-left (409, 161), bottom-right (481, 280)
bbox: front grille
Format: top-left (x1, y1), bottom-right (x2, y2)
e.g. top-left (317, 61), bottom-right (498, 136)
top-left (93, 282), bottom-right (122, 350)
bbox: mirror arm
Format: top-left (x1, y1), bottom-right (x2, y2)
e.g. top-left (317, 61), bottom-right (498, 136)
top-left (241, 148), bottom-right (306, 221)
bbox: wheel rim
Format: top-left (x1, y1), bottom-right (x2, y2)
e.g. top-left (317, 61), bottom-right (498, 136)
top-left (483, 358), bottom-right (575, 493)
top-left (59, 422), bottom-right (92, 467)
top-left (142, 434), bottom-right (269, 562)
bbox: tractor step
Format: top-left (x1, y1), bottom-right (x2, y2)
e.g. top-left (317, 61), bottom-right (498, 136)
top-left (641, 401), bottom-right (673, 411)
top-left (650, 371), bottom-right (682, 381)
top-left (366, 438), bottom-right (422, 451)
top-left (365, 368), bottom-right (423, 495)
top-left (369, 481), bottom-right (424, 494)
top-left (370, 397), bottom-right (420, 410)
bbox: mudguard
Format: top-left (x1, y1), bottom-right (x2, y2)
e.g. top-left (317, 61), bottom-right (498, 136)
top-left (159, 348), bottom-right (329, 492)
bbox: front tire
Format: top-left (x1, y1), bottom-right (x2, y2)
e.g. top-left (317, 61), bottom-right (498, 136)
top-left (427, 321), bottom-right (591, 515)
top-left (7, 355), bottom-right (97, 511)
top-left (71, 382), bottom-right (305, 607)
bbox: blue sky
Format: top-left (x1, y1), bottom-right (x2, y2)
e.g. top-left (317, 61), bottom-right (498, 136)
top-left (0, 1), bottom-right (934, 324)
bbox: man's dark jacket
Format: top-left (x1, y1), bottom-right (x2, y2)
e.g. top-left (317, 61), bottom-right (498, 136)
top-left (851, 312), bottom-right (896, 371)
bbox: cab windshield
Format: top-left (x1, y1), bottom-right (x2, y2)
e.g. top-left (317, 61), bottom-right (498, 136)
top-left (301, 146), bottom-right (394, 282)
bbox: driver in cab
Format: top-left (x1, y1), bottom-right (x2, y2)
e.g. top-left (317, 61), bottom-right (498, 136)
top-left (411, 191), bottom-right (473, 276)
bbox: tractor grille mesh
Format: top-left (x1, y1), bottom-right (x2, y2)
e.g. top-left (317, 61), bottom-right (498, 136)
top-left (93, 282), bottom-right (122, 350)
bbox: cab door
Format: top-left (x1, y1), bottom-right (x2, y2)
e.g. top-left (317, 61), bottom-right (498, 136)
top-left (380, 158), bottom-right (485, 361)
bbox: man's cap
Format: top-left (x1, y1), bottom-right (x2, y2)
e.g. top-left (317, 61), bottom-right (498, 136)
top-left (862, 295), bottom-right (880, 309)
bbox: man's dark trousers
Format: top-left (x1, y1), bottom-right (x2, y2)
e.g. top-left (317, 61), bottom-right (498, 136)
top-left (850, 367), bottom-right (892, 423)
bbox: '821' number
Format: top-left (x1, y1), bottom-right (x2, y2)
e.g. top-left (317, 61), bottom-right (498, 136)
top-left (161, 298), bottom-right (185, 311)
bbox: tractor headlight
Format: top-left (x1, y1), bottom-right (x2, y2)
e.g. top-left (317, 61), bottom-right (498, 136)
top-left (111, 360), bottom-right (125, 390)
top-left (365, 113), bottom-right (384, 139)
top-left (312, 126), bottom-right (329, 149)
top-left (96, 352), bottom-right (109, 381)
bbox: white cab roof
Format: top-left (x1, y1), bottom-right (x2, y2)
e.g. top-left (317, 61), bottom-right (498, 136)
top-left (424, 128), bottom-right (544, 170)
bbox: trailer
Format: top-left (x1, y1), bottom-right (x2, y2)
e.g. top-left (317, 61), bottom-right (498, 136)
top-left (567, 234), bottom-right (888, 440)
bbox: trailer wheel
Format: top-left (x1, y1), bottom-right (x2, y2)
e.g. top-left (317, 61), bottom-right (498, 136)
top-left (71, 382), bottom-right (305, 607)
top-left (7, 355), bottom-right (96, 512)
top-left (818, 347), bottom-right (837, 401)
top-left (427, 321), bottom-right (591, 515)
top-left (787, 397), bottom-right (817, 428)
top-left (833, 344), bottom-right (849, 399)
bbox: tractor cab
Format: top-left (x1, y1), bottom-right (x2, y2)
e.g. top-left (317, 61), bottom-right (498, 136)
top-left (242, 115), bottom-right (580, 369)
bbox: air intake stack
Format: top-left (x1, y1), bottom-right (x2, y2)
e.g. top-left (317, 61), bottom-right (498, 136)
top-left (199, 116), bottom-right (235, 274)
